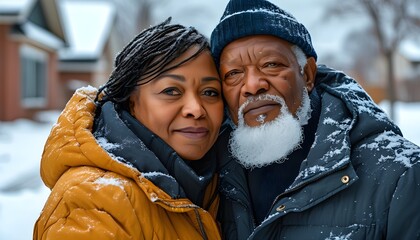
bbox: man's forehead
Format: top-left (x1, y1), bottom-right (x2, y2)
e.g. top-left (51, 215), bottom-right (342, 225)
top-left (220, 36), bottom-right (294, 64)
top-left (223, 35), bottom-right (292, 53)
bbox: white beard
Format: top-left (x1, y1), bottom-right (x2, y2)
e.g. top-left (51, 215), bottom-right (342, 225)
top-left (229, 89), bottom-right (311, 169)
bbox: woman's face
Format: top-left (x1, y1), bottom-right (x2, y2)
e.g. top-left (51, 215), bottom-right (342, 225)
top-left (129, 48), bottom-right (224, 161)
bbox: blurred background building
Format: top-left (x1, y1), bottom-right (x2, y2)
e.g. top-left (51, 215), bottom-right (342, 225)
top-left (0, 1), bottom-right (419, 238)
top-left (0, 0), bottom-right (419, 121)
top-left (0, 0), bottom-right (115, 120)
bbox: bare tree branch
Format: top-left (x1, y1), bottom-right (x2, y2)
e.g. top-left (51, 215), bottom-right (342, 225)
top-left (326, 0), bottom-right (420, 120)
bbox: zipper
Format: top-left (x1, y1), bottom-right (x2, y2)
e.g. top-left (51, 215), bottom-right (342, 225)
top-left (152, 197), bottom-right (212, 239)
top-left (194, 208), bottom-right (208, 240)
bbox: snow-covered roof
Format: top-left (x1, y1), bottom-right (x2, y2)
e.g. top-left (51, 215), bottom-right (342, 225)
top-left (1, 0), bottom-right (64, 50)
top-left (400, 40), bottom-right (420, 62)
top-left (0, 0), bottom-right (35, 23)
top-left (58, 0), bottom-right (116, 62)
top-left (12, 21), bottom-right (64, 50)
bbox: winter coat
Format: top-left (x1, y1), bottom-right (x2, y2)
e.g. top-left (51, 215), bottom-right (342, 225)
top-left (33, 87), bottom-right (221, 240)
top-left (216, 65), bottom-right (420, 240)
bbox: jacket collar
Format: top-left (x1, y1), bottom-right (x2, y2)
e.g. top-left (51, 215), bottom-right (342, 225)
top-left (218, 65), bottom-right (403, 239)
top-left (218, 67), bottom-right (360, 215)
top-left (93, 102), bottom-right (216, 207)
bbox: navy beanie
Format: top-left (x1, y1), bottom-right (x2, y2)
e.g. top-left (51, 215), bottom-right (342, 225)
top-left (210, 0), bottom-right (317, 66)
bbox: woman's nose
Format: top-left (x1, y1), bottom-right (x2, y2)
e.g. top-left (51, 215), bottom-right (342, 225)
top-left (182, 94), bottom-right (206, 119)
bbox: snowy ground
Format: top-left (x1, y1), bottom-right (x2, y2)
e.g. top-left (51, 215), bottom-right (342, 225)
top-left (0, 102), bottom-right (419, 239)
top-left (0, 112), bottom-right (58, 240)
top-left (1, 0), bottom-right (418, 239)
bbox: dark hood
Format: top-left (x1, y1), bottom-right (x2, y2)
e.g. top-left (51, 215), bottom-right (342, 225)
top-left (93, 102), bottom-right (216, 207)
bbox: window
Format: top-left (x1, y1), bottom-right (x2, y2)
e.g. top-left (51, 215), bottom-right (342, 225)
top-left (20, 44), bottom-right (48, 108)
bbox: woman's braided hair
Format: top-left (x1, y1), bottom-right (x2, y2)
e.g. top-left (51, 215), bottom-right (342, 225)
top-left (95, 17), bottom-right (210, 109)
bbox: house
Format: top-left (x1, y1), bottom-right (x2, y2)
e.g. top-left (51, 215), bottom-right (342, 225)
top-left (58, 0), bottom-right (116, 106)
top-left (0, 0), bottom-right (65, 121)
top-left (0, 0), bottom-right (116, 121)
top-left (356, 40), bottom-right (420, 103)
top-left (394, 40), bottom-right (420, 102)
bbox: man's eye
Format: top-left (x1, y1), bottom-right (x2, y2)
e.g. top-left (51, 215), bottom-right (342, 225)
top-left (264, 62), bottom-right (280, 68)
top-left (224, 70), bottom-right (241, 79)
top-left (161, 87), bottom-right (181, 96)
top-left (223, 70), bottom-right (243, 86)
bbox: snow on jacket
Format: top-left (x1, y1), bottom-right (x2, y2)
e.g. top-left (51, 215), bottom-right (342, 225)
top-left (33, 87), bottom-right (221, 240)
top-left (216, 65), bottom-right (420, 240)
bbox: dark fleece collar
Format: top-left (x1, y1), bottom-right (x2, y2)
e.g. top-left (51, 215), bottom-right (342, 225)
top-left (93, 102), bottom-right (216, 207)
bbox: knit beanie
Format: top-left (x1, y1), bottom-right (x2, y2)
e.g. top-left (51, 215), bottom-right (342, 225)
top-left (210, 0), bottom-right (317, 66)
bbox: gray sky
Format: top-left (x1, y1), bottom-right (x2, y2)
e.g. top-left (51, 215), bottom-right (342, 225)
top-left (151, 0), bottom-right (368, 64)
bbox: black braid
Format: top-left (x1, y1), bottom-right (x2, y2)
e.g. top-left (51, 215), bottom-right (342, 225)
top-left (94, 17), bottom-right (209, 110)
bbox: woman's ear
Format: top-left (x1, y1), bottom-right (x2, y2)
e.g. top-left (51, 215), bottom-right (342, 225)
top-left (303, 57), bottom-right (317, 92)
top-left (128, 86), bottom-right (141, 116)
top-left (128, 94), bottom-right (137, 116)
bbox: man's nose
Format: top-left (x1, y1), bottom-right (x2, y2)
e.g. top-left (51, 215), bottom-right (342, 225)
top-left (242, 70), bottom-right (269, 97)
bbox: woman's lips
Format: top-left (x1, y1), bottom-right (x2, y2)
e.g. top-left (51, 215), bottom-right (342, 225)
top-left (175, 127), bottom-right (209, 139)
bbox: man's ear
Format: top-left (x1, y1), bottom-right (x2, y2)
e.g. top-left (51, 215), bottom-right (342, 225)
top-left (303, 57), bottom-right (317, 92)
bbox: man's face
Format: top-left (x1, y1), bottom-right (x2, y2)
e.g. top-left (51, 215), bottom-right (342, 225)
top-left (219, 35), bottom-right (314, 126)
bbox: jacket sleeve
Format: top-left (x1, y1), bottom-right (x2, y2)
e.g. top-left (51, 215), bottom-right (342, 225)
top-left (34, 167), bottom-right (145, 240)
top-left (386, 164), bottom-right (420, 239)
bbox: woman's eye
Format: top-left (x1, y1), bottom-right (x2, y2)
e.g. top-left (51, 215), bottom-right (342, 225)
top-left (202, 89), bottom-right (220, 97)
top-left (161, 87), bottom-right (181, 96)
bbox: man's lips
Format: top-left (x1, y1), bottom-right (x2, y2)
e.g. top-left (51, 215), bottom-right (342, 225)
top-left (243, 100), bottom-right (280, 116)
top-left (174, 127), bottom-right (209, 139)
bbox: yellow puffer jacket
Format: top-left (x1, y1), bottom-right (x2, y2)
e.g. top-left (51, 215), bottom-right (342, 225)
top-left (33, 87), bottom-right (221, 240)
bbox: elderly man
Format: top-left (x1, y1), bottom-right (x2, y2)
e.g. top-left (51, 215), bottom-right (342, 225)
top-left (211, 0), bottom-right (420, 239)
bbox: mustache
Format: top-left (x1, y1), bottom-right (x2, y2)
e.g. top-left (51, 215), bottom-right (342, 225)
top-left (238, 94), bottom-right (285, 115)
top-left (237, 94), bottom-right (287, 127)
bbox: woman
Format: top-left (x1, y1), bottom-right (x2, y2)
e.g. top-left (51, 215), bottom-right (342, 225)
top-left (33, 18), bottom-right (223, 240)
